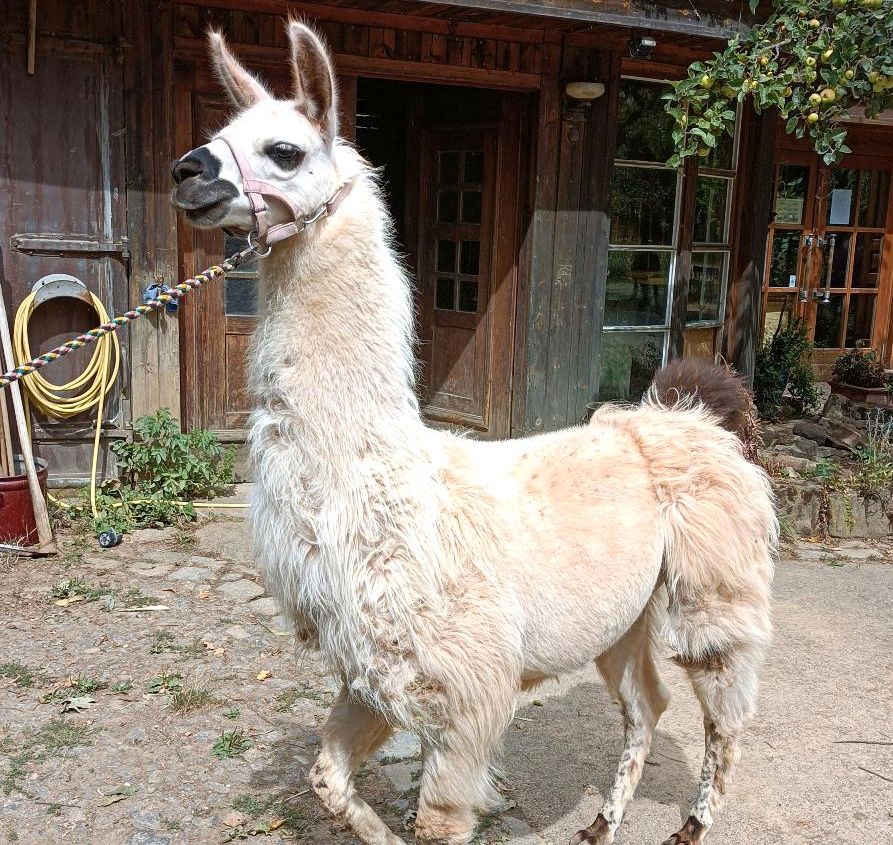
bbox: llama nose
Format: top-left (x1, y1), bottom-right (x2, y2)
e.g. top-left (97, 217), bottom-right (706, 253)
top-left (171, 153), bottom-right (206, 184)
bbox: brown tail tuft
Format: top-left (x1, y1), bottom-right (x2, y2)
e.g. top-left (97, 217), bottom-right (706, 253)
top-left (648, 359), bottom-right (756, 446)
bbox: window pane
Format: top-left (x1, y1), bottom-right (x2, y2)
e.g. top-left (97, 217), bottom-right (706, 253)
top-left (694, 177), bottom-right (730, 243)
top-left (826, 232), bottom-right (851, 288)
top-left (852, 232), bottom-right (884, 288)
top-left (437, 240), bottom-right (456, 272)
top-left (462, 191), bottom-right (482, 223)
top-left (826, 168), bottom-right (857, 226)
top-left (846, 295), bottom-right (876, 348)
top-left (436, 277), bottom-right (455, 310)
top-left (764, 292), bottom-right (797, 339)
top-left (615, 80), bottom-right (674, 163)
top-left (701, 126), bottom-right (735, 171)
top-left (604, 250), bottom-right (671, 327)
top-left (774, 164), bottom-right (809, 224)
top-left (464, 151), bottom-right (484, 184)
top-left (224, 234), bottom-right (258, 273)
top-left (859, 169), bottom-right (890, 228)
top-left (224, 276), bottom-right (257, 317)
top-left (610, 167), bottom-right (677, 246)
top-left (768, 231), bottom-right (802, 289)
top-left (813, 294), bottom-right (845, 348)
top-left (688, 252), bottom-right (727, 324)
top-left (439, 151), bottom-right (460, 184)
top-left (460, 240), bottom-right (480, 275)
top-left (598, 331), bottom-right (665, 402)
top-left (458, 280), bottom-right (479, 313)
top-left (438, 190), bottom-right (458, 223)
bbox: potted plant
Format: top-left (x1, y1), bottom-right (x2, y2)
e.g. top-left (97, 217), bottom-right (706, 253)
top-left (830, 349), bottom-right (893, 407)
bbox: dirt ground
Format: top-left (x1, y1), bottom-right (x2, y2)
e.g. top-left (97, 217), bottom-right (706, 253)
top-left (1, 486), bottom-right (892, 845)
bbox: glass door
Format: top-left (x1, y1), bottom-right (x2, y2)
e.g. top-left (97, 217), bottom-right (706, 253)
top-left (762, 155), bottom-right (892, 374)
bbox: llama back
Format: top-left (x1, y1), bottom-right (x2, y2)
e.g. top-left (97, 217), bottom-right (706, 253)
top-left (593, 394), bottom-right (776, 668)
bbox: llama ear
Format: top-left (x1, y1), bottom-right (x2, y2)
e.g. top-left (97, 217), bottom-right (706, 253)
top-left (286, 20), bottom-right (339, 145)
top-left (208, 30), bottom-right (269, 110)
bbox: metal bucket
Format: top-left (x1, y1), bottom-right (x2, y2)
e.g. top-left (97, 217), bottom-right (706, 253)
top-left (0, 456), bottom-right (49, 546)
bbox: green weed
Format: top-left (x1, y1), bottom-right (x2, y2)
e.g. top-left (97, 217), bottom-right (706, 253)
top-left (2, 720), bottom-right (93, 795)
top-left (169, 685), bottom-right (216, 715)
top-left (212, 730), bottom-right (252, 759)
top-left (0, 663), bottom-right (40, 688)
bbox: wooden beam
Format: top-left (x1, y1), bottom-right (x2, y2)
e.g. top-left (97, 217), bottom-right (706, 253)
top-left (668, 158), bottom-right (698, 361)
top-left (723, 107), bottom-right (778, 384)
top-left (413, 0), bottom-right (752, 38)
top-left (175, 0), bottom-right (546, 43)
top-left (518, 31), bottom-right (562, 433)
top-left (125, 1), bottom-right (181, 423)
top-left (175, 35), bottom-right (542, 89)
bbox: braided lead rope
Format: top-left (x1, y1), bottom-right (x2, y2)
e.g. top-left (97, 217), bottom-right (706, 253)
top-left (0, 245), bottom-right (257, 389)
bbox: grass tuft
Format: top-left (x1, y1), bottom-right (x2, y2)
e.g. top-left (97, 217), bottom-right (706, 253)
top-left (2, 720), bottom-right (93, 795)
top-left (0, 662), bottom-right (40, 688)
top-left (212, 729), bottom-right (252, 759)
top-left (169, 685), bottom-right (216, 715)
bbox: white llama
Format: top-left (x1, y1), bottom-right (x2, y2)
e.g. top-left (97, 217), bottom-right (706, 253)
top-left (172, 23), bottom-right (776, 845)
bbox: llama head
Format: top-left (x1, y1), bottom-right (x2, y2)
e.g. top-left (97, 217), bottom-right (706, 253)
top-left (171, 22), bottom-right (340, 235)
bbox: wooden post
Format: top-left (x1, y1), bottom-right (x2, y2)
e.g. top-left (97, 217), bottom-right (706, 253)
top-left (0, 286), bottom-right (54, 551)
top-left (724, 108), bottom-right (778, 384)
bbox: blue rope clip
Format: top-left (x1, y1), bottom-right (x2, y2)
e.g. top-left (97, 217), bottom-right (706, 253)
top-left (142, 281), bottom-right (179, 313)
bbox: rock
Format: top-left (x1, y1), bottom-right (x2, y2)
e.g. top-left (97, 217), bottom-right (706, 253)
top-left (773, 481), bottom-right (825, 537)
top-left (792, 420), bottom-right (829, 445)
top-left (503, 816), bottom-right (534, 836)
top-left (143, 549), bottom-right (184, 566)
top-left (773, 454), bottom-right (815, 474)
top-left (816, 446), bottom-right (842, 459)
top-left (188, 555), bottom-right (225, 570)
top-left (380, 761), bottom-right (420, 793)
top-left (824, 420), bottom-right (866, 451)
top-left (790, 436), bottom-right (818, 459)
top-left (759, 422), bottom-right (795, 448)
top-left (133, 563), bottom-right (175, 578)
top-left (247, 596), bottom-right (279, 617)
top-left (217, 579), bottom-right (265, 602)
top-left (828, 493), bottom-right (892, 539)
top-left (375, 731), bottom-right (421, 763)
top-left (169, 566), bottom-right (213, 583)
top-left (126, 834), bottom-right (170, 845)
top-left (129, 810), bottom-right (162, 831)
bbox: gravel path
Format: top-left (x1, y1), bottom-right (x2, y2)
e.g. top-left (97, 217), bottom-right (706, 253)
top-left (1, 493), bottom-right (891, 845)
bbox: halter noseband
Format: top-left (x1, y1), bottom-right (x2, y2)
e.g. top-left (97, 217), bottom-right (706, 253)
top-left (219, 136), bottom-right (351, 254)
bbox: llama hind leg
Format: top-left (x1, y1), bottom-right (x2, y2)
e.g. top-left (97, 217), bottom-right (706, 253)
top-left (660, 643), bottom-right (763, 845)
top-left (310, 687), bottom-right (405, 845)
top-left (570, 608), bottom-right (669, 845)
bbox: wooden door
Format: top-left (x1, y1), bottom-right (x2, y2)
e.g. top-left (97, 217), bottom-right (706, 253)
top-left (415, 115), bottom-right (519, 438)
top-left (0, 38), bottom-right (128, 481)
top-left (762, 147), bottom-right (893, 374)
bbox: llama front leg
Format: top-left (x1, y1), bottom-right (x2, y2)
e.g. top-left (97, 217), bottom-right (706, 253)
top-left (414, 740), bottom-right (496, 845)
top-left (310, 687), bottom-right (405, 845)
top-left (570, 609), bottom-right (669, 845)
top-left (660, 644), bottom-right (761, 845)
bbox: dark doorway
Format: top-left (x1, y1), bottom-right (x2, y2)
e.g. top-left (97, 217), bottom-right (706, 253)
top-left (355, 78), bottom-right (524, 439)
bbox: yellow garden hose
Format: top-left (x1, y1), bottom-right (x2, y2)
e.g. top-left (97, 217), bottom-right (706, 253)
top-left (14, 290), bottom-right (119, 517)
top-left (14, 291), bottom-right (247, 525)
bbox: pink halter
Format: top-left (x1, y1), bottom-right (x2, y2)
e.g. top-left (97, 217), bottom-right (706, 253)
top-left (219, 136), bottom-right (351, 252)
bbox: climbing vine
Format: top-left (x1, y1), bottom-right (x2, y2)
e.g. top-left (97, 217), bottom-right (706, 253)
top-left (665, 0), bottom-right (893, 167)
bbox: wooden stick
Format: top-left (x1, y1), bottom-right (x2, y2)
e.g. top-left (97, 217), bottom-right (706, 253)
top-left (0, 392), bottom-right (13, 476)
top-left (0, 284), bottom-right (53, 550)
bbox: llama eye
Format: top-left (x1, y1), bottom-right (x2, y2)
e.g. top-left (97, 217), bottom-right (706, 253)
top-left (267, 143), bottom-right (303, 168)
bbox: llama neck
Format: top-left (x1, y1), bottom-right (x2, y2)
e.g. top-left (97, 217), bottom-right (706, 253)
top-left (249, 175), bottom-right (426, 473)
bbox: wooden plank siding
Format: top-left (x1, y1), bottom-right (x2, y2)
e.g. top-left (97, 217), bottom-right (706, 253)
top-left (2, 0), bottom-right (819, 470)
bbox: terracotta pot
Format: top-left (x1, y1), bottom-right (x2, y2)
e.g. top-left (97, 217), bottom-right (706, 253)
top-left (829, 381), bottom-right (893, 407)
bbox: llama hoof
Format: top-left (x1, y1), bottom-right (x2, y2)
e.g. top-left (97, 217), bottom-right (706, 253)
top-left (569, 814), bottom-right (614, 845)
top-left (660, 817), bottom-right (707, 845)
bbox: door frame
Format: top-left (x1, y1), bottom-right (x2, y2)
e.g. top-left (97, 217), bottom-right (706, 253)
top-left (403, 88), bottom-right (527, 439)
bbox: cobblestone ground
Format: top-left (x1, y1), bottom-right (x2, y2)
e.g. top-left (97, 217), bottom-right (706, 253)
top-left (1, 489), bottom-right (891, 845)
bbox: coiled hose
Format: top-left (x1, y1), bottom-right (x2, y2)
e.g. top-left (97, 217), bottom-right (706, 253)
top-left (14, 290), bottom-right (118, 517)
